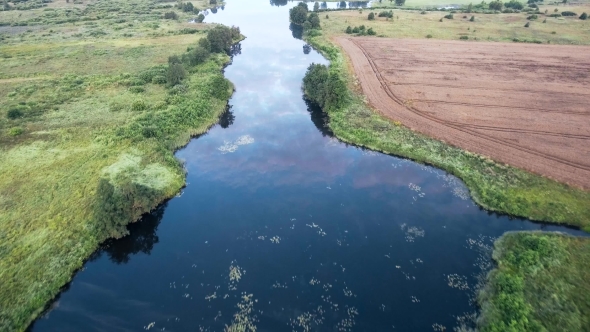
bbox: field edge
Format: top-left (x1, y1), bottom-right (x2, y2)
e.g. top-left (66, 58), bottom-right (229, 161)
top-left (302, 31), bottom-right (590, 230)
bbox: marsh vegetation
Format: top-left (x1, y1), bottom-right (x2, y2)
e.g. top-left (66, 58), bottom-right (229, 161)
top-left (0, 0), bottom-right (240, 329)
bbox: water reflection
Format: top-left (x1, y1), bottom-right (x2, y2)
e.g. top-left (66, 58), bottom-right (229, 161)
top-left (303, 43), bottom-right (311, 54)
top-left (218, 106), bottom-right (235, 129)
top-left (305, 99), bottom-right (333, 137)
top-left (289, 22), bottom-right (303, 39)
top-left (101, 204), bottom-right (166, 265)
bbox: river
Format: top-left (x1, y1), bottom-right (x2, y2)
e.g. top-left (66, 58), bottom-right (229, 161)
top-left (30, 1), bottom-right (586, 331)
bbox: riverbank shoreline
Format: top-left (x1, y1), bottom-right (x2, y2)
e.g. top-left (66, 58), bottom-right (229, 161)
top-left (302, 30), bottom-right (590, 230)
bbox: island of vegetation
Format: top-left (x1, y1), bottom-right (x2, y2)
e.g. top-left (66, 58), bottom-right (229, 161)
top-left (0, 0), bottom-right (242, 330)
top-left (295, 1), bottom-right (590, 330)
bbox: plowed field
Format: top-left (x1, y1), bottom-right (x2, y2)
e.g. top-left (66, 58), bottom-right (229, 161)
top-left (336, 37), bottom-right (590, 189)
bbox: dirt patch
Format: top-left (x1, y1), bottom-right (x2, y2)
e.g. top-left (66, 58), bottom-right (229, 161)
top-left (336, 37), bottom-right (590, 189)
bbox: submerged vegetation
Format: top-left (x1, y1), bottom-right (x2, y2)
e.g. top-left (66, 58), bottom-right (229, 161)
top-left (0, 0), bottom-right (240, 329)
top-left (478, 232), bottom-right (590, 331)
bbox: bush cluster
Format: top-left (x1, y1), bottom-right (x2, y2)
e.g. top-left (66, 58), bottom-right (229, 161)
top-left (302, 63), bottom-right (348, 112)
top-left (345, 25), bottom-right (376, 35)
top-left (290, 2), bottom-right (321, 31)
top-left (561, 11), bottom-right (577, 16)
top-left (504, 0), bottom-right (523, 10)
top-left (378, 10), bottom-right (394, 18)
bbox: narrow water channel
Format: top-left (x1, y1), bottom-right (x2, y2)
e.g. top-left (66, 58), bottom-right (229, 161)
top-left (30, 1), bottom-right (586, 331)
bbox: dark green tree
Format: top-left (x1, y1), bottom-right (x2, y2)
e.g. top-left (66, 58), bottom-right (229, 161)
top-left (308, 12), bottom-right (321, 28)
top-left (290, 2), bottom-right (309, 25)
top-left (167, 63), bottom-right (186, 86)
top-left (395, 0), bottom-right (406, 5)
top-left (488, 0), bottom-right (503, 10)
top-left (206, 25), bottom-right (234, 53)
top-left (368, 12), bottom-right (375, 20)
top-left (313, 1), bottom-right (320, 11)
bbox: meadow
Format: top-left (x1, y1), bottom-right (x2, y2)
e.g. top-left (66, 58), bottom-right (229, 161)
top-left (0, 0), bottom-right (237, 330)
top-left (478, 232), bottom-right (590, 331)
top-left (321, 4), bottom-right (590, 44)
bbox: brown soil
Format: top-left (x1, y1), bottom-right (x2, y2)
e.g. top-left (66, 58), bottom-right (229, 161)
top-left (336, 37), bottom-right (590, 189)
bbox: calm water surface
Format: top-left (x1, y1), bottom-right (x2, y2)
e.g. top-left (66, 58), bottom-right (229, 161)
top-left (31, 1), bottom-right (586, 331)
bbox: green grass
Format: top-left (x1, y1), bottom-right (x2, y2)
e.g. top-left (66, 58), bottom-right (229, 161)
top-left (0, 0), bottom-right (234, 330)
top-left (302, 26), bottom-right (590, 230)
top-left (477, 232), bottom-right (590, 331)
top-left (320, 5), bottom-right (590, 44)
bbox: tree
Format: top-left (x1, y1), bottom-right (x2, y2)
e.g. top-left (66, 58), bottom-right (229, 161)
top-left (313, 1), bottom-right (320, 11)
top-left (466, 2), bottom-right (473, 12)
top-left (196, 13), bottom-right (205, 23)
top-left (395, 0), bottom-right (406, 6)
top-left (470, 15), bottom-right (475, 21)
top-left (308, 12), bottom-right (321, 29)
top-left (167, 63), bottom-right (186, 86)
top-left (368, 12), bottom-right (375, 20)
top-left (188, 46), bottom-right (210, 66)
top-left (505, 0), bottom-right (523, 9)
top-left (164, 11), bottom-right (178, 20)
top-left (289, 2), bottom-right (309, 25)
top-left (580, 12), bottom-right (588, 19)
top-left (206, 25), bottom-right (234, 54)
top-left (346, 26), bottom-right (352, 33)
top-left (488, 0), bottom-right (503, 10)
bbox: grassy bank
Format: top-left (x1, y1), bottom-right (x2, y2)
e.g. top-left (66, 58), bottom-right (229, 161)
top-left (0, 0), bottom-right (238, 330)
top-left (301, 19), bottom-right (590, 229)
top-left (477, 232), bottom-right (590, 331)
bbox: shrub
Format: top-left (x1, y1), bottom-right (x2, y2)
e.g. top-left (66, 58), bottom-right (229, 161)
top-left (187, 46), bottom-right (210, 66)
top-left (505, 0), bottom-right (523, 9)
top-left (167, 63), bottom-right (186, 86)
top-left (580, 12), bottom-right (588, 20)
top-left (163, 11), bottom-right (178, 20)
top-left (542, 18), bottom-right (546, 22)
top-left (561, 11), bottom-right (576, 16)
top-left (93, 178), bottom-right (162, 239)
top-left (549, 13), bottom-right (561, 17)
top-left (444, 13), bottom-right (454, 19)
top-left (426, 34), bottom-right (433, 38)
top-left (129, 86), bottom-right (145, 93)
top-left (470, 15), bottom-right (475, 21)
top-left (460, 35), bottom-right (469, 39)
top-left (489, 0), bottom-right (503, 10)
top-left (395, 0), bottom-right (405, 5)
top-left (352, 26), bottom-right (360, 33)
top-left (368, 12), bottom-right (375, 20)
top-left (195, 14), bottom-right (205, 23)
top-left (208, 75), bottom-right (232, 100)
top-left (378, 10), bottom-right (393, 18)
top-left (367, 27), bottom-right (376, 35)
top-left (524, 21), bottom-right (530, 27)
top-left (7, 108), bottom-right (23, 119)
top-left (8, 127), bottom-right (23, 136)
top-left (131, 100), bottom-right (147, 111)
top-left (345, 26), bottom-right (352, 33)
top-left (527, 14), bottom-right (538, 20)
